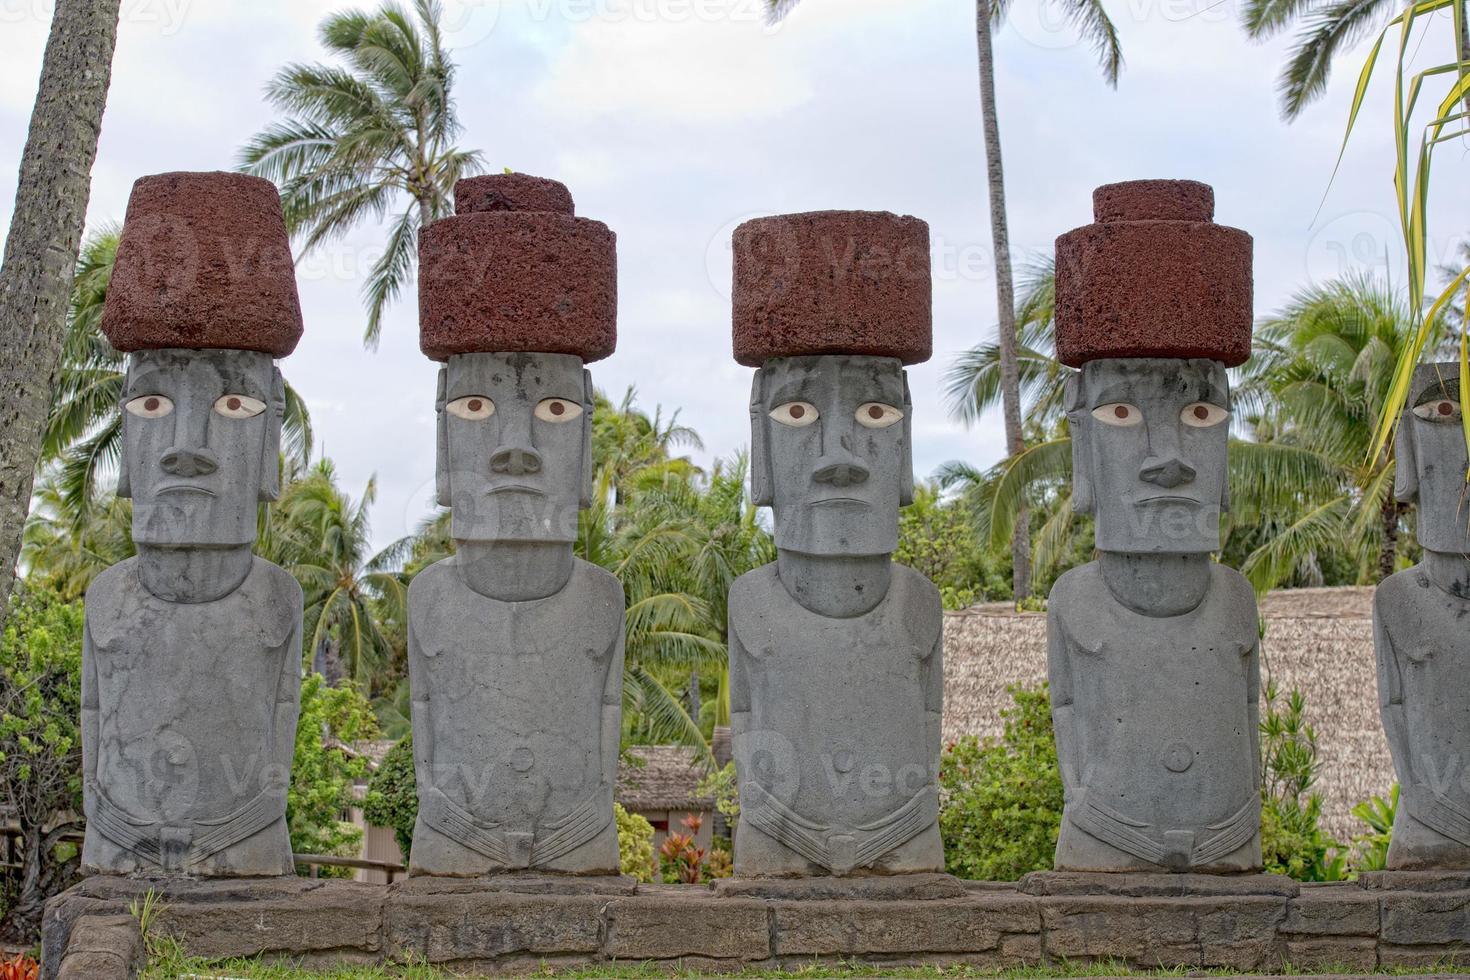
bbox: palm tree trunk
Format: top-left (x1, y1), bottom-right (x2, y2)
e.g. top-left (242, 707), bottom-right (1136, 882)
top-left (1379, 494), bottom-right (1401, 581)
top-left (0, 0), bottom-right (121, 627)
top-left (687, 668), bottom-right (701, 725)
top-left (975, 0), bottom-right (1031, 601)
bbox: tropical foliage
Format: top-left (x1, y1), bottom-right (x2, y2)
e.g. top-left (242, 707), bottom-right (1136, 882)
top-left (287, 675), bottom-right (381, 875)
top-left (239, 0), bottom-right (484, 345)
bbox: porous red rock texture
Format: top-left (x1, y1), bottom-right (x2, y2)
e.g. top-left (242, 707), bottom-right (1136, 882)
top-left (455, 173), bottom-right (575, 216)
top-left (732, 210), bottom-right (931, 367)
top-left (419, 175), bottom-right (616, 363)
top-left (1055, 179), bottom-right (1252, 368)
top-left (101, 172), bottom-right (303, 357)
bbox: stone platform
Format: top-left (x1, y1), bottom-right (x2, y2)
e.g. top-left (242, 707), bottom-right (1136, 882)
top-left (41, 872), bottom-right (1470, 977)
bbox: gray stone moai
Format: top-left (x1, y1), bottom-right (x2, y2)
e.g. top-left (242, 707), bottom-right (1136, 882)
top-left (408, 173), bottom-right (624, 876)
top-left (82, 172), bottom-right (305, 877)
top-left (1048, 180), bottom-right (1263, 873)
top-left (1376, 362), bottom-right (1470, 870)
top-left (728, 210), bottom-right (945, 878)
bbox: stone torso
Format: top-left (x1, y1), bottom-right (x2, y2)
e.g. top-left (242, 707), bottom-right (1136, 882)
top-left (1050, 561), bottom-right (1260, 871)
top-left (729, 562), bottom-right (943, 875)
top-left (1376, 567), bottom-right (1470, 867)
top-left (408, 556), bottom-right (623, 874)
top-left (82, 556), bottom-right (300, 876)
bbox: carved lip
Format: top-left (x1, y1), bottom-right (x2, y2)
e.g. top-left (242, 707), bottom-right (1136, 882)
top-left (1133, 494), bottom-right (1201, 506)
top-left (484, 484), bottom-right (543, 497)
top-left (809, 496), bottom-right (868, 507)
top-left (155, 483), bottom-right (216, 497)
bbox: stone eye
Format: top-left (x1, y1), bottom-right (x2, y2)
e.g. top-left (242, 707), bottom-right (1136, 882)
top-left (124, 395), bottom-right (174, 419)
top-left (213, 395), bottom-right (266, 419)
top-left (447, 396), bottom-right (495, 421)
top-left (1181, 402), bottom-right (1229, 428)
top-left (1413, 398), bottom-right (1462, 423)
top-left (855, 403), bottom-right (903, 429)
top-left (1091, 403), bottom-right (1142, 427)
top-left (770, 402), bottom-right (819, 427)
top-left (534, 398), bottom-right (583, 423)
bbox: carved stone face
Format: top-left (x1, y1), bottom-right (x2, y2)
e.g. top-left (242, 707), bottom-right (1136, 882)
top-left (1396, 362), bottom-right (1470, 554)
top-left (120, 349), bottom-right (282, 548)
top-left (436, 352), bottom-right (593, 544)
top-left (1069, 358), bottom-right (1231, 555)
top-left (751, 355), bottom-right (913, 557)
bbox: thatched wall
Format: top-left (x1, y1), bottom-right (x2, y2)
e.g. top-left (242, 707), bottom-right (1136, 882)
top-left (940, 586), bottom-right (1393, 843)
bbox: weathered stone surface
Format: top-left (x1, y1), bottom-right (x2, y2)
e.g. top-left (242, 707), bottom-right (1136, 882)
top-left (1055, 180), bottom-right (1252, 368)
top-left (1041, 895), bottom-right (1284, 968)
top-left (418, 190), bottom-right (616, 362)
top-left (1022, 871), bottom-right (1296, 898)
top-left (1377, 363), bottom-right (1470, 873)
top-left (1281, 936), bottom-right (1378, 971)
top-left (84, 346), bottom-right (302, 878)
top-left (1050, 354), bottom-right (1261, 874)
top-left (772, 894), bottom-right (1037, 956)
top-left (1360, 870), bottom-right (1470, 892)
top-left (1380, 888), bottom-right (1470, 946)
top-left (715, 872), bottom-right (965, 901)
top-left (386, 889), bottom-right (605, 963)
top-left (1282, 885), bottom-right (1379, 936)
top-left (55, 915), bottom-right (143, 980)
top-left (411, 352), bottom-right (622, 877)
top-left (732, 211), bottom-right (931, 367)
top-left (101, 172), bottom-right (303, 356)
top-left (455, 173), bottom-right (574, 216)
top-left (393, 874), bottom-right (636, 897)
top-left (604, 894), bottom-right (770, 961)
top-left (1378, 943), bottom-right (1470, 968)
top-left (732, 354), bottom-right (942, 879)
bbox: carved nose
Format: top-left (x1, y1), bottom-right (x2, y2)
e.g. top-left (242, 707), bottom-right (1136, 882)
top-left (1139, 456), bottom-right (1195, 489)
top-left (160, 448), bottom-right (218, 478)
top-left (490, 447), bottom-right (542, 476)
top-left (813, 461), bottom-right (869, 487)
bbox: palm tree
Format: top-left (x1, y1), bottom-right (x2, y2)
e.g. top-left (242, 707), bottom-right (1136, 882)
top-left (41, 228), bottom-right (314, 525)
top-left (239, 0), bottom-right (484, 346)
top-left (1242, 0), bottom-right (1470, 120)
top-left (20, 476), bottom-right (134, 602)
top-left (268, 460), bottom-right (409, 693)
top-left (763, 0), bottom-right (1122, 601)
top-left (0, 0), bottom-right (123, 634)
top-left (592, 388), bottom-right (704, 509)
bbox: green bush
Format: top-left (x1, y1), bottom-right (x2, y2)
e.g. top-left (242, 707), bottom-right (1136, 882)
top-left (695, 761), bottom-right (739, 828)
top-left (615, 802), bottom-right (656, 882)
top-left (288, 674), bottom-right (380, 877)
top-left (938, 683), bottom-right (1063, 881)
top-left (362, 734), bottom-right (417, 861)
top-left (1348, 785), bottom-right (1397, 873)
top-left (1258, 683), bottom-right (1345, 881)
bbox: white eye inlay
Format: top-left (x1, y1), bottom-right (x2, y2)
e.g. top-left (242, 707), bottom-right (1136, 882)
top-left (1091, 403), bottom-right (1142, 427)
top-left (447, 396), bottom-right (496, 421)
top-left (1413, 398), bottom-right (1462, 423)
top-left (1181, 402), bottom-right (1230, 428)
top-left (856, 403), bottom-right (904, 428)
top-left (769, 402), bottom-right (819, 427)
top-left (213, 394), bottom-right (267, 419)
top-left (125, 395), bottom-right (174, 419)
top-left (534, 398), bottom-right (583, 423)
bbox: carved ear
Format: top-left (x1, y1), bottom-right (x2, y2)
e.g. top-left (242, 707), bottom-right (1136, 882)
top-left (1394, 409), bottom-right (1419, 504)
top-left (749, 371), bottom-right (773, 507)
top-left (116, 364), bottom-right (132, 500)
top-left (580, 368), bottom-right (595, 509)
top-left (435, 367), bottom-right (451, 509)
top-left (1066, 373), bottom-right (1094, 515)
top-left (259, 367), bottom-right (285, 502)
top-left (900, 372), bottom-right (915, 507)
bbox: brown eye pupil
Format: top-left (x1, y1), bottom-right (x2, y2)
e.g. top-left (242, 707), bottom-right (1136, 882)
top-left (144, 397), bottom-right (159, 412)
top-left (227, 397), bottom-right (241, 411)
top-left (1193, 405), bottom-right (1209, 420)
top-left (467, 400), bottom-right (482, 413)
top-left (1114, 406), bottom-right (1129, 420)
top-left (868, 405), bottom-right (884, 420)
top-left (1439, 401), bottom-right (1454, 416)
top-left (550, 401), bottom-right (565, 416)
top-left (789, 405), bottom-right (806, 420)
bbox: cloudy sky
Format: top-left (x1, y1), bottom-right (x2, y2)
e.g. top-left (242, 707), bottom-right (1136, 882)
top-left (2, 0), bottom-right (1467, 550)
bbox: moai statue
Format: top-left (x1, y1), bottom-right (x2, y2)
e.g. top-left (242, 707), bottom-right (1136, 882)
top-left (408, 174), bottom-right (624, 876)
top-left (1376, 362), bottom-right (1470, 870)
top-left (82, 172), bottom-right (305, 877)
top-left (728, 211), bottom-right (944, 878)
top-left (1048, 180), bottom-right (1263, 874)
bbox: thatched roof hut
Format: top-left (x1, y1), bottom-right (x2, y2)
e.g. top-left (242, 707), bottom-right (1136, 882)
top-left (941, 586), bottom-right (1392, 843)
